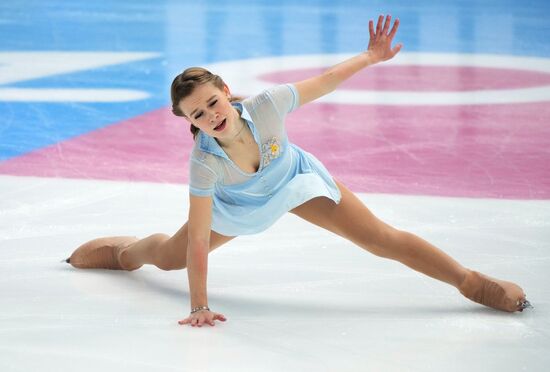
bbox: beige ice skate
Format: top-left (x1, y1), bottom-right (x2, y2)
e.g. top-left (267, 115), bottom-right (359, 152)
top-left (459, 270), bottom-right (532, 312)
top-left (66, 236), bottom-right (139, 271)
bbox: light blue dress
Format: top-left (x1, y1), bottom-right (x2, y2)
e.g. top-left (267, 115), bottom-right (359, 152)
top-left (188, 84), bottom-right (341, 236)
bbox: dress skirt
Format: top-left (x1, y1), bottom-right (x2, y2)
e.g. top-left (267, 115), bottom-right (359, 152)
top-left (210, 142), bottom-right (342, 236)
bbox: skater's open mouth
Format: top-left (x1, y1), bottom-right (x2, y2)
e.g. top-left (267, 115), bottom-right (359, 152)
top-left (214, 119), bottom-right (226, 131)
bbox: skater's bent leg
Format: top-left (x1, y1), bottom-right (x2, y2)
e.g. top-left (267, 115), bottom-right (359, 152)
top-left (119, 222), bottom-right (234, 271)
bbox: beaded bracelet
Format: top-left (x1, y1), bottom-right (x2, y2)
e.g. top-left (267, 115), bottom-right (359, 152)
top-left (190, 306), bottom-right (210, 314)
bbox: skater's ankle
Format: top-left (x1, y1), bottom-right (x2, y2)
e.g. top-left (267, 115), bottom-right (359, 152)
top-left (118, 245), bottom-right (142, 271)
top-left (455, 268), bottom-right (471, 290)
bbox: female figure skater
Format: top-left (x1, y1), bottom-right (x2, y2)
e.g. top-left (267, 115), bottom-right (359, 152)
top-left (67, 15), bottom-right (531, 327)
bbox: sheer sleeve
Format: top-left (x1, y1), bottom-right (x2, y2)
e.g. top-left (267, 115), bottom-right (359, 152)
top-left (265, 84), bottom-right (300, 118)
top-left (189, 158), bottom-right (218, 197)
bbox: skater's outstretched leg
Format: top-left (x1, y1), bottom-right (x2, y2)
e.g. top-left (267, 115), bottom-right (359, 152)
top-left (291, 180), bottom-right (530, 312)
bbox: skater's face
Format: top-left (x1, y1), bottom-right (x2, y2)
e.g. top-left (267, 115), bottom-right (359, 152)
top-left (178, 82), bottom-right (241, 140)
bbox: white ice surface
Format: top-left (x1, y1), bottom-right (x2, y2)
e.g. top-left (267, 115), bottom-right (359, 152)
top-left (1, 175), bottom-right (549, 372)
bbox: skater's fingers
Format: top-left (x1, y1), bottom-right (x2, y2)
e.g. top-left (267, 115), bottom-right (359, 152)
top-left (213, 313), bottom-right (227, 322)
top-left (204, 313), bottom-right (218, 326)
top-left (178, 317), bottom-right (192, 325)
top-left (375, 15), bottom-right (384, 35)
top-left (197, 314), bottom-right (208, 327)
top-left (369, 20), bottom-right (375, 39)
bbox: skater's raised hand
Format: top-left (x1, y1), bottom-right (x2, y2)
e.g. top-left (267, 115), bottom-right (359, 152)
top-left (367, 14), bottom-right (402, 63)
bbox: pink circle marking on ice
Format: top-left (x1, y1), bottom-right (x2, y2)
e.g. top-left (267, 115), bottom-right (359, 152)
top-left (260, 65), bottom-right (550, 91)
top-left (2, 66), bottom-right (550, 199)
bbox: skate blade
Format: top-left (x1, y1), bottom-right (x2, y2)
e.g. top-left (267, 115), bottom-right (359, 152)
top-left (517, 299), bottom-right (533, 310)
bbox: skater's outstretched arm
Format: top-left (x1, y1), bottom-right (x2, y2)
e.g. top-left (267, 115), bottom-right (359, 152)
top-left (294, 14), bottom-right (402, 107)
